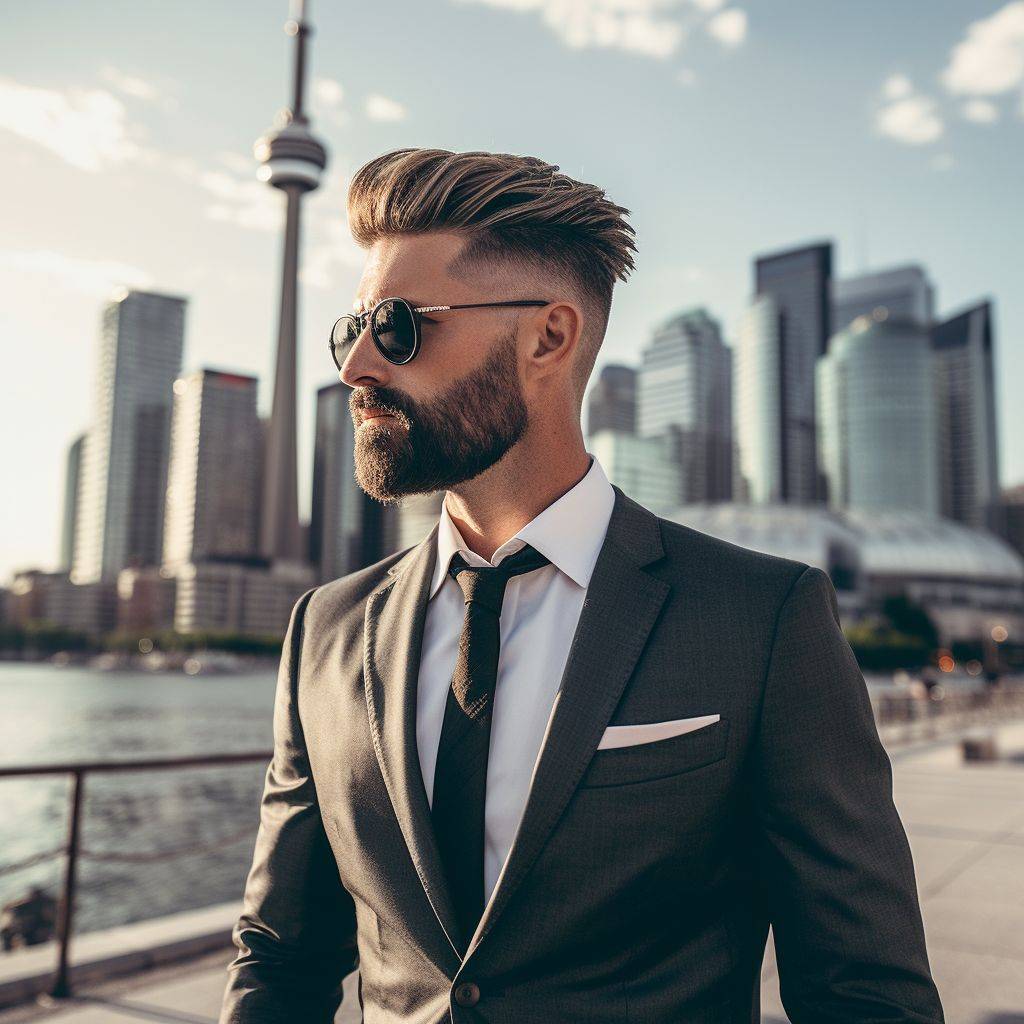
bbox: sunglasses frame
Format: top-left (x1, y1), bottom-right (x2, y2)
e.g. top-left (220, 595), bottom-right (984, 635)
top-left (329, 296), bottom-right (551, 368)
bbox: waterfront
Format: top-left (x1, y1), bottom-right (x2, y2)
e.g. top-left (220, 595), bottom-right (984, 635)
top-left (0, 664), bottom-right (277, 940)
top-left (0, 660), bottom-right (1014, 950)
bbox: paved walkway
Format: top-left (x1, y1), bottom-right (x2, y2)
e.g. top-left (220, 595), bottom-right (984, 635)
top-left (3, 722), bottom-right (1023, 1024)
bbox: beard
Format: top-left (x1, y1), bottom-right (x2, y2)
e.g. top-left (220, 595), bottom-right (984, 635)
top-left (350, 325), bottom-right (529, 503)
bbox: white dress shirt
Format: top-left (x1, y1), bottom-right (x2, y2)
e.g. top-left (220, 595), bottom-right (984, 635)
top-left (416, 452), bottom-right (616, 906)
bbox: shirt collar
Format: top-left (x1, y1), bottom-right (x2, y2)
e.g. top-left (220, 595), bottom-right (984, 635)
top-left (428, 452), bottom-right (616, 601)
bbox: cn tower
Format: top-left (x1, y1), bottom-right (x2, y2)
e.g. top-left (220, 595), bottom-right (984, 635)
top-left (254, 0), bottom-right (328, 563)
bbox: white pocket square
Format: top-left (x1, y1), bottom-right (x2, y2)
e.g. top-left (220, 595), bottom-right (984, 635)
top-left (597, 713), bottom-right (721, 750)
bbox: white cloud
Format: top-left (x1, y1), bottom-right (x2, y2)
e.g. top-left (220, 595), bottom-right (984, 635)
top-left (705, 7), bottom-right (747, 47)
top-left (0, 249), bottom-right (152, 296)
top-left (313, 76), bottom-right (350, 127)
top-left (942, 0), bottom-right (1024, 96)
top-left (313, 77), bottom-right (344, 107)
top-left (931, 153), bottom-right (955, 171)
top-left (451, 0), bottom-right (747, 61)
top-left (297, 173), bottom-right (366, 290)
top-left (365, 94), bottom-right (408, 122)
top-left (0, 76), bottom-right (152, 172)
top-left (882, 73), bottom-right (914, 100)
top-left (99, 64), bottom-right (178, 113)
top-left (961, 98), bottom-right (1000, 123)
top-left (453, 0), bottom-right (685, 59)
top-left (675, 67), bottom-right (698, 86)
top-left (874, 75), bottom-right (944, 145)
top-left (167, 158), bottom-right (282, 233)
top-left (876, 93), bottom-right (944, 145)
top-left (98, 65), bottom-right (157, 102)
top-left (216, 150), bottom-right (255, 176)
top-left (197, 170), bottom-right (283, 232)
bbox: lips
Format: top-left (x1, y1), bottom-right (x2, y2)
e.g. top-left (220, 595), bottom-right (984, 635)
top-left (359, 407), bottom-right (397, 424)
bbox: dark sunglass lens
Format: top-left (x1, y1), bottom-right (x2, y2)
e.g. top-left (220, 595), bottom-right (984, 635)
top-left (372, 299), bottom-right (416, 362)
top-left (330, 316), bottom-right (361, 368)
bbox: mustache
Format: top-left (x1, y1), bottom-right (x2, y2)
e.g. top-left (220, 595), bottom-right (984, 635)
top-left (351, 388), bottom-right (411, 419)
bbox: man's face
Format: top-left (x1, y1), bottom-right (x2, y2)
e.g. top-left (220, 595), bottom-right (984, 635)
top-left (339, 231), bottom-right (532, 503)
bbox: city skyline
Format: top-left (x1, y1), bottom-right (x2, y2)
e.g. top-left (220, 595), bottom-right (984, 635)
top-left (2, 0), bottom-right (1022, 581)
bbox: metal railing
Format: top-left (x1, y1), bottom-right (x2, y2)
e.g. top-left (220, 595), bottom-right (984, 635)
top-left (0, 751), bottom-right (272, 999)
top-left (872, 680), bottom-right (1024, 745)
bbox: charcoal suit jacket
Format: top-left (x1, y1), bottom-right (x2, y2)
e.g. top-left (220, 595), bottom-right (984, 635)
top-left (219, 484), bottom-right (945, 1024)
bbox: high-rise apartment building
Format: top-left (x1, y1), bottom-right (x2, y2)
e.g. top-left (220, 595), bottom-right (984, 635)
top-left (585, 364), bottom-right (637, 437)
top-left (72, 289), bottom-right (186, 583)
top-left (59, 433), bottom-right (86, 571)
top-left (310, 382), bottom-right (390, 581)
top-left (162, 369), bottom-right (261, 571)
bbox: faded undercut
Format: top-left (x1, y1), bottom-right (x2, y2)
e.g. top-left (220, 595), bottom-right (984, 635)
top-left (346, 148), bottom-right (637, 405)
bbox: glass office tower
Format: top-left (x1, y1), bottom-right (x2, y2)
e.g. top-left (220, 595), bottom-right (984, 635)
top-left (752, 242), bottom-right (833, 504)
top-left (638, 307), bottom-right (733, 503)
top-left (832, 265), bottom-right (935, 334)
top-left (932, 301), bottom-right (1001, 529)
top-left (735, 295), bottom-right (783, 504)
top-left (817, 315), bottom-right (939, 516)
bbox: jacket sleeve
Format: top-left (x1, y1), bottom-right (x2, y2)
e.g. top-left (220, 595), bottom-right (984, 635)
top-left (749, 565), bottom-right (945, 1023)
top-left (219, 587), bottom-right (359, 1023)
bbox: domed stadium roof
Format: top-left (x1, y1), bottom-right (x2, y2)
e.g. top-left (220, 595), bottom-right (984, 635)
top-left (666, 504), bottom-right (1024, 584)
top-left (843, 508), bottom-right (1024, 582)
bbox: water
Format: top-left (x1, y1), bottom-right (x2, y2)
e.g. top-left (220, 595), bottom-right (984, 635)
top-left (0, 662), bottom-right (279, 941)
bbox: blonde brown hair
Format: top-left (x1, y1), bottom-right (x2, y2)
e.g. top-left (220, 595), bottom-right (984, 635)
top-left (346, 148), bottom-right (637, 403)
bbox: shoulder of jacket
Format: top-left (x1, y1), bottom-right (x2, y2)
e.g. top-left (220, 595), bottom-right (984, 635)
top-left (305, 544), bottom-right (417, 619)
top-left (654, 514), bottom-right (810, 591)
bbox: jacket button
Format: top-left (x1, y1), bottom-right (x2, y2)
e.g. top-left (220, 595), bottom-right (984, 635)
top-left (454, 981), bottom-right (480, 1006)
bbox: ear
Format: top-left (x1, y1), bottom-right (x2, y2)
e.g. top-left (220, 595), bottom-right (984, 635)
top-left (530, 300), bottom-right (583, 371)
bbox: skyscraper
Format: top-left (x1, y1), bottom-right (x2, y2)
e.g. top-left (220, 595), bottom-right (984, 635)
top-left (832, 265), bottom-right (935, 334)
top-left (752, 241), bottom-right (833, 504)
top-left (162, 369), bottom-right (261, 571)
top-left (932, 300), bottom-right (1001, 528)
top-left (255, 0), bottom-right (328, 564)
top-left (735, 296), bottom-right (784, 503)
top-left (585, 364), bottom-right (637, 437)
top-left (72, 289), bottom-right (186, 584)
top-left (816, 316), bottom-right (939, 516)
top-left (310, 382), bottom-right (389, 581)
top-left (637, 308), bottom-right (733, 503)
top-left (59, 433), bottom-right (85, 572)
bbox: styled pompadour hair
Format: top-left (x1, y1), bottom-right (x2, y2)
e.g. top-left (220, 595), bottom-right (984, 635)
top-left (346, 148), bottom-right (637, 403)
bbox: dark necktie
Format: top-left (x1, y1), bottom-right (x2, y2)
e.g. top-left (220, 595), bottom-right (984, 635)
top-left (430, 541), bottom-right (552, 946)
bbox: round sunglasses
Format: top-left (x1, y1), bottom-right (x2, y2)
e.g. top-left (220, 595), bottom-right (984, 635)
top-left (329, 297), bottom-right (551, 368)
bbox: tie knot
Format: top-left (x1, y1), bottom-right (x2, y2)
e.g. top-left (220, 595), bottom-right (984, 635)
top-left (447, 543), bottom-right (551, 613)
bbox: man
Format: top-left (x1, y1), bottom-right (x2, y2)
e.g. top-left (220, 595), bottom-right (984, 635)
top-left (220, 148), bottom-right (945, 1023)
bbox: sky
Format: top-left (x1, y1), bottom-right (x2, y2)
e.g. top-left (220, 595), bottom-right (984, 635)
top-left (1, 0), bottom-right (1022, 584)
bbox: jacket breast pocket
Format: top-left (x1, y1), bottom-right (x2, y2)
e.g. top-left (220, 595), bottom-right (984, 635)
top-left (579, 717), bottom-right (730, 788)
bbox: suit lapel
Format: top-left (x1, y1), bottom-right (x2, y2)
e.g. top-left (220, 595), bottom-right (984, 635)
top-left (363, 522), bottom-right (466, 959)
top-left (363, 485), bottom-right (670, 965)
top-left (464, 485), bottom-right (670, 958)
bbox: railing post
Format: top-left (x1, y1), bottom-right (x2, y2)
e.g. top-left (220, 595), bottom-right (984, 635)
top-left (50, 769), bottom-right (84, 999)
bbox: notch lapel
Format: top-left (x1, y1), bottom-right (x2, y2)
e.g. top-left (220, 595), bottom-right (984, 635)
top-left (363, 523), bottom-right (466, 959)
top-left (463, 486), bottom-right (671, 959)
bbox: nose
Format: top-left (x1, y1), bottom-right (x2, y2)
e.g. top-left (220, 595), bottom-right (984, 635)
top-left (338, 320), bottom-right (392, 389)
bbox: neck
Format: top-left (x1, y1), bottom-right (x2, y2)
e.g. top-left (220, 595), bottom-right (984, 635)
top-left (444, 424), bottom-right (590, 563)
